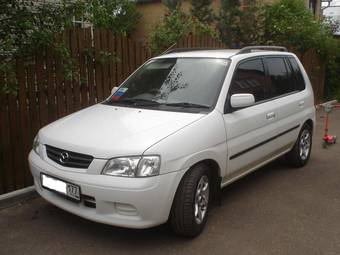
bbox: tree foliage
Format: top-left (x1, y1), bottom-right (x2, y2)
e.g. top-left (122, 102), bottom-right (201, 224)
top-left (149, 10), bottom-right (217, 54)
top-left (0, 0), bottom-right (140, 94)
top-left (162, 0), bottom-right (182, 11)
top-left (217, 0), bottom-right (264, 48)
top-left (84, 0), bottom-right (140, 35)
top-left (191, 0), bottom-right (214, 23)
top-left (217, 0), bottom-right (241, 48)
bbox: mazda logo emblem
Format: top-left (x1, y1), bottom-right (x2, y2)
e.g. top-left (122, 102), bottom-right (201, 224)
top-left (59, 151), bottom-right (70, 164)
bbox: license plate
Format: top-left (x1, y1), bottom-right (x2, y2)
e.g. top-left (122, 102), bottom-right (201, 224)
top-left (41, 173), bottom-right (81, 202)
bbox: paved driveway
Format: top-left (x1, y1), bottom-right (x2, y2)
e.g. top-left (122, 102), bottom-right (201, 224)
top-left (1, 109), bottom-right (340, 255)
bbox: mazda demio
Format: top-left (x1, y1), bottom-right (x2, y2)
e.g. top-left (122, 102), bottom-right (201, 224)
top-left (29, 46), bottom-right (315, 236)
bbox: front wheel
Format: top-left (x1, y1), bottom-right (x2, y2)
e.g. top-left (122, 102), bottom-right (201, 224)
top-left (170, 164), bottom-right (210, 237)
top-left (286, 123), bottom-right (313, 167)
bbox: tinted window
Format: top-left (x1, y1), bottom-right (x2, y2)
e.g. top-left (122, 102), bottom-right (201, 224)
top-left (229, 59), bottom-right (269, 102)
top-left (288, 57), bottom-right (306, 91)
top-left (266, 57), bottom-right (296, 96)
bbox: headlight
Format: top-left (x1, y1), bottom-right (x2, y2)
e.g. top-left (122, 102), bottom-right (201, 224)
top-left (33, 135), bottom-right (40, 155)
top-left (102, 156), bottom-right (161, 177)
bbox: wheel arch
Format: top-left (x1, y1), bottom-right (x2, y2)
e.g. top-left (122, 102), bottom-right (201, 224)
top-left (304, 119), bottom-right (314, 131)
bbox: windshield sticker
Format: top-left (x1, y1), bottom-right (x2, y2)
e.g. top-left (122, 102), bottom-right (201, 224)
top-left (112, 87), bottom-right (128, 100)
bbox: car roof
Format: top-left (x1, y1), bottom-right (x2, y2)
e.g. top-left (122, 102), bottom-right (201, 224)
top-left (154, 49), bottom-right (239, 59)
top-left (154, 47), bottom-right (295, 60)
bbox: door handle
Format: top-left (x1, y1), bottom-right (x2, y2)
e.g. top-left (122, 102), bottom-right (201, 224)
top-left (266, 112), bottom-right (276, 120)
top-left (298, 101), bottom-right (305, 108)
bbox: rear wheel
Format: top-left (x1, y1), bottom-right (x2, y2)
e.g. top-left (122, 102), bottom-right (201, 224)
top-left (286, 123), bottom-right (312, 167)
top-left (170, 164), bottom-right (210, 237)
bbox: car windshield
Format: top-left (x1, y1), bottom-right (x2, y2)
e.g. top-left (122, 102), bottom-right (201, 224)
top-left (103, 58), bottom-right (230, 112)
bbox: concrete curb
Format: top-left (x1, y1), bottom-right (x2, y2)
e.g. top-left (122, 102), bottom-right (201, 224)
top-left (0, 186), bottom-right (38, 210)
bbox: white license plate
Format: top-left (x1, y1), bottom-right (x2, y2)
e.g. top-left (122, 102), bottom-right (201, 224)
top-left (41, 174), bottom-right (81, 202)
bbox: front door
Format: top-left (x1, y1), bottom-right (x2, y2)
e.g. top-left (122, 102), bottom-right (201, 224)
top-left (222, 58), bottom-right (281, 184)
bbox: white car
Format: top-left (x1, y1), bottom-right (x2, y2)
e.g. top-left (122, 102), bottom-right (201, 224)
top-left (29, 46), bottom-right (315, 236)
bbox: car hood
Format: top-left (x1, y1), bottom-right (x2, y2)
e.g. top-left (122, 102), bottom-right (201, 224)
top-left (39, 104), bottom-right (205, 158)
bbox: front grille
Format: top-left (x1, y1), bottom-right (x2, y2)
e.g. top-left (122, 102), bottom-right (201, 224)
top-left (46, 145), bottom-right (94, 169)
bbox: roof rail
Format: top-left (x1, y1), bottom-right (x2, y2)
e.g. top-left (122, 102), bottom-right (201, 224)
top-left (160, 47), bottom-right (218, 56)
top-left (237, 46), bottom-right (288, 55)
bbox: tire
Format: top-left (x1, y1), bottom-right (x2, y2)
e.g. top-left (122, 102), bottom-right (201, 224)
top-left (285, 123), bottom-right (313, 167)
top-left (170, 164), bottom-right (211, 237)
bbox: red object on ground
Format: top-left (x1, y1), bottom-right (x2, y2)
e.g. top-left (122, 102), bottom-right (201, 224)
top-left (318, 101), bottom-right (339, 147)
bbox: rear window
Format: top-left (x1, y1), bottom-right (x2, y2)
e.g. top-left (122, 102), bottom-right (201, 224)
top-left (288, 57), bottom-right (306, 91)
top-left (266, 57), bottom-right (296, 96)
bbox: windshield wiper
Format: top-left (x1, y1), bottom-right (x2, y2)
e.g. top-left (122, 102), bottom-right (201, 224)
top-left (110, 98), bottom-right (160, 106)
top-left (163, 102), bottom-right (210, 109)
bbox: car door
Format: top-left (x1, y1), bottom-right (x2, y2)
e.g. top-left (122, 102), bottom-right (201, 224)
top-left (263, 56), bottom-right (307, 150)
top-left (222, 57), bottom-right (281, 183)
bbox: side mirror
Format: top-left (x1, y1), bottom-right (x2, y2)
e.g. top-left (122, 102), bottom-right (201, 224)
top-left (111, 86), bottom-right (118, 95)
top-left (230, 93), bottom-right (255, 109)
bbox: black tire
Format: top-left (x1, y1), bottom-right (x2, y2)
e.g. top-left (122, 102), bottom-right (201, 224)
top-left (285, 123), bottom-right (313, 167)
top-left (170, 164), bottom-right (211, 237)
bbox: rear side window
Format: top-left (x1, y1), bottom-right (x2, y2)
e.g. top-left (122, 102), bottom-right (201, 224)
top-left (266, 57), bottom-right (295, 96)
top-left (288, 57), bottom-right (306, 91)
top-left (229, 59), bottom-right (269, 102)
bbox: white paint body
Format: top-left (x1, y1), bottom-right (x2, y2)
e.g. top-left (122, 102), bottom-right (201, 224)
top-left (29, 50), bottom-right (315, 228)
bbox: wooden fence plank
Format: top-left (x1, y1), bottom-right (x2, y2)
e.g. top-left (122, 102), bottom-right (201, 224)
top-left (77, 28), bottom-right (88, 108)
top-left (94, 28), bottom-right (104, 101)
top-left (0, 92), bottom-right (14, 192)
top-left (70, 28), bottom-right (81, 111)
top-left (55, 53), bottom-right (66, 117)
top-left (85, 28), bottom-right (96, 105)
top-left (64, 30), bottom-right (74, 114)
top-left (107, 31), bottom-right (116, 90)
top-left (8, 92), bottom-right (24, 190)
top-left (135, 42), bottom-right (142, 68)
top-left (27, 64), bottom-right (40, 138)
top-left (36, 53), bottom-right (48, 127)
top-left (17, 61), bottom-right (32, 187)
top-left (46, 49), bottom-right (57, 122)
top-left (128, 39), bottom-right (136, 74)
top-left (0, 73), bottom-right (12, 193)
top-left (116, 34), bottom-right (124, 85)
top-left (122, 36), bottom-right (129, 80)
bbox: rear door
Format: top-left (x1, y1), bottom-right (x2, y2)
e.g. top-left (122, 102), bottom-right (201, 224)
top-left (263, 56), bottom-right (307, 149)
top-left (223, 58), bottom-right (281, 181)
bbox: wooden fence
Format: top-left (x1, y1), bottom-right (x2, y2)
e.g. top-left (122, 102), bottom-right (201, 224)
top-left (0, 28), bottom-right (325, 194)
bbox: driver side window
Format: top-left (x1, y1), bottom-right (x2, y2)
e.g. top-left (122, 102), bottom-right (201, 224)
top-left (229, 58), bottom-right (270, 102)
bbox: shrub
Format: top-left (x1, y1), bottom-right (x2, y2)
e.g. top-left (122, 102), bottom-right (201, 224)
top-left (149, 10), bottom-right (217, 54)
top-left (84, 0), bottom-right (141, 35)
top-left (191, 0), bottom-right (214, 23)
top-left (217, 0), bottom-right (265, 48)
top-left (0, 0), bottom-right (140, 94)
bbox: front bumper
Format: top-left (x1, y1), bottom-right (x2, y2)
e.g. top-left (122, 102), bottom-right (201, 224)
top-left (28, 151), bottom-right (185, 229)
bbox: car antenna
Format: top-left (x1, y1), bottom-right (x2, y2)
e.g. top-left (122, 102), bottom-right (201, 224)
top-left (160, 43), bottom-right (177, 56)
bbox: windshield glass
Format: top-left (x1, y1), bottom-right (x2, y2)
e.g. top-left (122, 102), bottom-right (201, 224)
top-left (104, 58), bottom-right (229, 112)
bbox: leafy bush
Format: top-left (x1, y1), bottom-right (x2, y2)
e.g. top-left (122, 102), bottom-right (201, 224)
top-left (162, 0), bottom-right (182, 11)
top-left (149, 10), bottom-right (217, 54)
top-left (264, 0), bottom-right (328, 54)
top-left (325, 57), bottom-right (340, 101)
top-left (84, 0), bottom-right (141, 35)
top-left (217, 0), bottom-right (265, 48)
top-left (191, 0), bottom-right (214, 23)
top-left (0, 0), bottom-right (140, 94)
